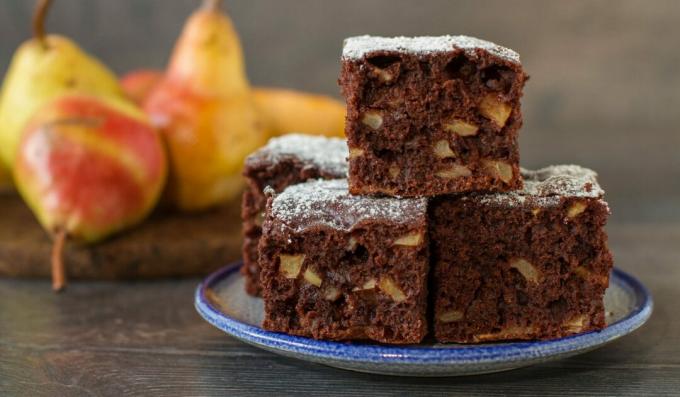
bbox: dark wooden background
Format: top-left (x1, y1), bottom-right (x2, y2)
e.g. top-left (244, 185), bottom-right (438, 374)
top-left (2, 0), bottom-right (679, 223)
top-left (1, 1), bottom-right (679, 395)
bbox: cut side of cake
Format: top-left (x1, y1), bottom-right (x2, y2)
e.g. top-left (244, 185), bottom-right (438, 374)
top-left (340, 35), bottom-right (528, 197)
top-left (241, 134), bottom-right (348, 296)
top-left (430, 165), bottom-right (613, 343)
top-left (259, 179), bottom-right (429, 344)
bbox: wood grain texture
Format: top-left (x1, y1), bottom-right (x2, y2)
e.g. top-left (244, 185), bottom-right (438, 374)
top-left (0, 223), bottom-right (677, 396)
top-left (0, 193), bottom-right (242, 279)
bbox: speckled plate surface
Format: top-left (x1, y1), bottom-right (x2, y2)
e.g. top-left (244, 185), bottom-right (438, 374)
top-left (195, 262), bottom-right (652, 377)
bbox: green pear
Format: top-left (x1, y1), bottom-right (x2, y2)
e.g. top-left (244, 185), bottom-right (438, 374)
top-left (0, 0), bottom-right (125, 170)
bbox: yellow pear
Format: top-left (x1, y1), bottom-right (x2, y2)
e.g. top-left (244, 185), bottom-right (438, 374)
top-left (253, 88), bottom-right (346, 138)
top-left (163, 0), bottom-right (249, 98)
top-left (0, 0), bottom-right (125, 170)
top-left (144, 0), bottom-right (267, 211)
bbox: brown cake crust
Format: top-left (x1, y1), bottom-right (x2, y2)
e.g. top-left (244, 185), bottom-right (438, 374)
top-left (430, 165), bottom-right (613, 343)
top-left (241, 134), bottom-right (348, 296)
top-left (340, 35), bottom-right (528, 197)
top-left (259, 179), bottom-right (429, 344)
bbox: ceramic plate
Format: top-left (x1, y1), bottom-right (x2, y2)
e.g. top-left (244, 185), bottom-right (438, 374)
top-left (195, 262), bottom-right (652, 377)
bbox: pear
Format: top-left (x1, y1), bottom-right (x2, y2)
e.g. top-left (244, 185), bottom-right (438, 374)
top-left (120, 69), bottom-right (346, 138)
top-left (0, 0), bottom-right (125, 170)
top-left (120, 69), bottom-right (163, 105)
top-left (253, 88), bottom-right (346, 138)
top-left (14, 94), bottom-right (167, 291)
top-left (144, 0), bottom-right (267, 211)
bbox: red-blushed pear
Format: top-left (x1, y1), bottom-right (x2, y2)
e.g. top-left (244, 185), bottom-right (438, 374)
top-left (14, 94), bottom-right (167, 291)
top-left (121, 69), bottom-right (345, 138)
top-left (144, 0), bottom-right (267, 211)
top-left (120, 69), bottom-right (163, 105)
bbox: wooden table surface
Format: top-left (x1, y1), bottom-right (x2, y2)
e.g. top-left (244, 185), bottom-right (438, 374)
top-left (0, 222), bottom-right (676, 396)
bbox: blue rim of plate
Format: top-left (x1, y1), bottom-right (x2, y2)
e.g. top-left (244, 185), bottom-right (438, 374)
top-left (195, 261), bottom-right (653, 365)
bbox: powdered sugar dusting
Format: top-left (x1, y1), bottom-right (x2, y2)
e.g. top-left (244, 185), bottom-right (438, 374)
top-left (245, 134), bottom-right (348, 176)
top-left (271, 179), bottom-right (427, 232)
top-left (478, 165), bottom-right (604, 207)
top-left (524, 165), bottom-right (603, 197)
top-left (342, 35), bottom-right (520, 64)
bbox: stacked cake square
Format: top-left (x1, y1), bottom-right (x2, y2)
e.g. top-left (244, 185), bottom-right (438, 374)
top-left (242, 36), bottom-right (613, 344)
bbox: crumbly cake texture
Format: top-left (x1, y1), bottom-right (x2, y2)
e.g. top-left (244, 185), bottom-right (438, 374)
top-left (259, 179), bottom-right (429, 344)
top-left (340, 35), bottom-right (528, 197)
top-left (241, 134), bottom-right (349, 296)
top-left (430, 165), bottom-right (613, 343)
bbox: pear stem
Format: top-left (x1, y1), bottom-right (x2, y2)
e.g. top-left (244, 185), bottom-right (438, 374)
top-left (32, 0), bottom-right (53, 48)
top-left (202, 0), bottom-right (223, 11)
top-left (51, 228), bottom-right (67, 292)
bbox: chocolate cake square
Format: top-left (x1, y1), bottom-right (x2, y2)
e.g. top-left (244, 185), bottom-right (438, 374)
top-left (241, 134), bottom-right (348, 296)
top-left (430, 165), bottom-right (613, 343)
top-left (340, 35), bottom-right (528, 197)
top-left (259, 179), bottom-right (429, 344)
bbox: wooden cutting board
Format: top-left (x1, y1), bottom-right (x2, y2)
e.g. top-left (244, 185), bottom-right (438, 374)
top-left (0, 192), bottom-right (242, 279)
